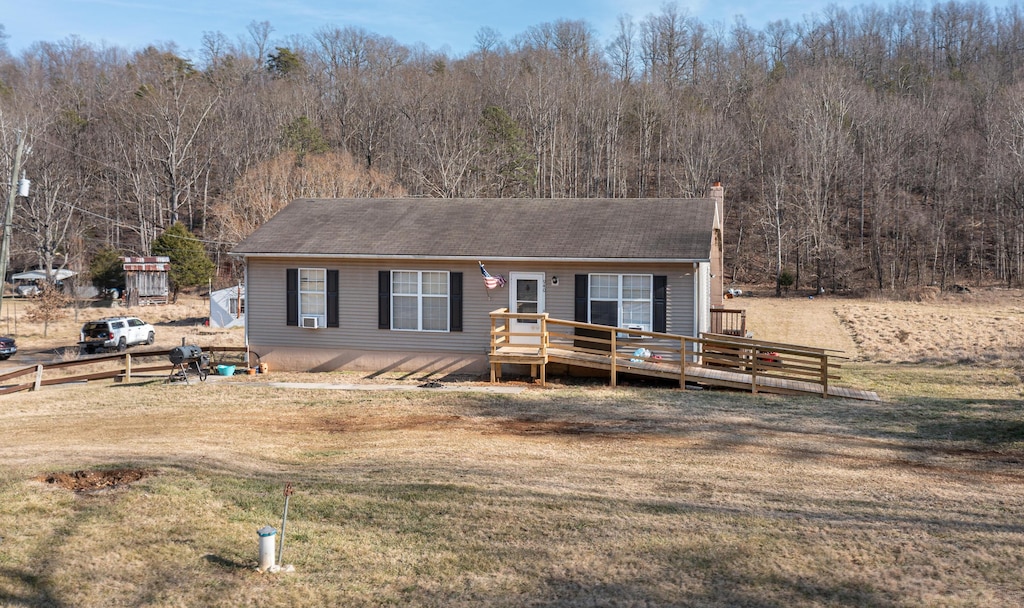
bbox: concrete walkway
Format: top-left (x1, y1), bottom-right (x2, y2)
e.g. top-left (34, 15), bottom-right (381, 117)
top-left (264, 381), bottom-right (526, 394)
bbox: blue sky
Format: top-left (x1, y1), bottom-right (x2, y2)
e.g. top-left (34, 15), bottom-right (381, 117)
top-left (0, 0), bottom-right (1013, 60)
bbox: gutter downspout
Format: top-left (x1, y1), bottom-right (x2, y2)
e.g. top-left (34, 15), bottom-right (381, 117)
top-left (244, 259), bottom-right (250, 367)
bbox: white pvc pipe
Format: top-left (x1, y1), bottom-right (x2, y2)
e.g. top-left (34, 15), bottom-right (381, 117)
top-left (257, 526), bottom-right (276, 571)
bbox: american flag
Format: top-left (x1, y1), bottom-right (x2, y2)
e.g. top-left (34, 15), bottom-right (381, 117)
top-left (479, 262), bottom-right (506, 289)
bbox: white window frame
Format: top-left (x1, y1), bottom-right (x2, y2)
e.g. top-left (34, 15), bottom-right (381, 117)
top-left (391, 270), bottom-right (450, 332)
top-left (299, 268), bottom-right (327, 328)
top-left (589, 273), bottom-right (654, 332)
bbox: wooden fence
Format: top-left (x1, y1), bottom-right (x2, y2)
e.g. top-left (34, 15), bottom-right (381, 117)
top-left (0, 346), bottom-right (249, 396)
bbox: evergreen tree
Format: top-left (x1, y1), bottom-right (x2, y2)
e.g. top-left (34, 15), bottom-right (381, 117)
top-left (480, 105), bottom-right (535, 197)
top-left (89, 247), bottom-right (126, 294)
top-left (151, 223), bottom-right (215, 299)
top-left (267, 46), bottom-right (303, 77)
top-left (283, 115), bottom-right (329, 164)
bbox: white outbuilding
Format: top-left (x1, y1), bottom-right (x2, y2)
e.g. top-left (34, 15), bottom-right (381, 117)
top-left (209, 285), bottom-right (246, 328)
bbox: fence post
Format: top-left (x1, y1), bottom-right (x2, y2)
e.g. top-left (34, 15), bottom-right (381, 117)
top-left (125, 353), bottom-right (132, 382)
top-left (820, 355), bottom-right (829, 398)
top-left (750, 346), bottom-right (759, 394)
top-left (33, 364), bottom-right (43, 391)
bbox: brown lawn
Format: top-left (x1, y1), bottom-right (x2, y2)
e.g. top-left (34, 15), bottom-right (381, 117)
top-left (0, 288), bottom-right (1022, 607)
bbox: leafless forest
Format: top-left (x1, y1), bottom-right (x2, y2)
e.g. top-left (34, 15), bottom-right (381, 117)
top-left (2, 1), bottom-right (1024, 292)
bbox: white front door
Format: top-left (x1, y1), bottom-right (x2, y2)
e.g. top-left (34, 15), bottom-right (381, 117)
top-left (509, 272), bottom-right (545, 344)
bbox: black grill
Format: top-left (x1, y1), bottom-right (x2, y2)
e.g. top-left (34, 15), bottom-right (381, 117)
top-left (169, 345), bottom-right (206, 366)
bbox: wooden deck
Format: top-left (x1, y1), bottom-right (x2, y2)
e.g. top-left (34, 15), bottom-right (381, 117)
top-left (489, 310), bottom-right (879, 401)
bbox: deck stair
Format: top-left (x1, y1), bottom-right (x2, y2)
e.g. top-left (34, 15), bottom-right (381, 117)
top-left (489, 309), bottom-right (878, 401)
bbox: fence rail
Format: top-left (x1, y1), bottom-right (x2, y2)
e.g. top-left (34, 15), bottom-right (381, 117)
top-left (0, 346), bottom-right (249, 396)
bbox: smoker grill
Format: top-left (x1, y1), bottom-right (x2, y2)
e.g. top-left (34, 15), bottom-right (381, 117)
top-left (168, 345), bottom-right (209, 382)
top-left (169, 345), bottom-right (202, 365)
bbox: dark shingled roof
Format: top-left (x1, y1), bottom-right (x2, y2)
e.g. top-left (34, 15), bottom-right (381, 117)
top-left (232, 198), bottom-right (716, 261)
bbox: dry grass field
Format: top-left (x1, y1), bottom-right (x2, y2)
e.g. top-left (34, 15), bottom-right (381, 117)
top-left (0, 295), bottom-right (242, 360)
top-left (1, 290), bottom-right (1023, 607)
top-left (739, 286), bottom-right (1024, 366)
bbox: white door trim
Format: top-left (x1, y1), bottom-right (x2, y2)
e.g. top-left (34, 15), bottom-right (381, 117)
top-left (508, 272), bottom-right (545, 345)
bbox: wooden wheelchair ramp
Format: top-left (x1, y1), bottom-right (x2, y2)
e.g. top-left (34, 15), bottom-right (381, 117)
top-left (489, 310), bottom-right (879, 401)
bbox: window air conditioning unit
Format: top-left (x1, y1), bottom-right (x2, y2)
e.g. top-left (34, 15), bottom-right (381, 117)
top-left (300, 316), bottom-right (320, 329)
top-left (619, 324), bottom-right (648, 339)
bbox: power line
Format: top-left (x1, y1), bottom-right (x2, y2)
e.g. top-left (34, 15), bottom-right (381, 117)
top-left (49, 198), bottom-right (238, 247)
top-left (17, 133), bottom-right (240, 247)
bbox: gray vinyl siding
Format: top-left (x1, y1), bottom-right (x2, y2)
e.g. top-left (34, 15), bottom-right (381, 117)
top-left (246, 257), bottom-right (699, 355)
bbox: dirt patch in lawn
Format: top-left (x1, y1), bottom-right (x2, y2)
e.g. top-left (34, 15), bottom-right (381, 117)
top-left (497, 417), bottom-right (651, 439)
top-left (300, 412), bottom-right (656, 439)
top-left (36, 468), bottom-right (153, 493)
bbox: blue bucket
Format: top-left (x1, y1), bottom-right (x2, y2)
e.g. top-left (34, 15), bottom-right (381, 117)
top-left (216, 364), bottom-right (235, 376)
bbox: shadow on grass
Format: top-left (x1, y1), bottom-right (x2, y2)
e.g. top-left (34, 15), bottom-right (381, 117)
top-left (203, 554), bottom-right (250, 570)
top-left (155, 317), bottom-right (207, 328)
top-left (0, 567), bottom-right (67, 608)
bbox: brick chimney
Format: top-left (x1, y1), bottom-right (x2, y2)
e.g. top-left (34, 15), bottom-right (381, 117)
top-left (710, 182), bottom-right (725, 307)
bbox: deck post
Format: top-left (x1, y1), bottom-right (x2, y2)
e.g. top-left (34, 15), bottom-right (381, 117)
top-left (679, 337), bottom-right (686, 388)
top-left (609, 329), bottom-right (617, 387)
top-left (540, 315), bottom-right (548, 387)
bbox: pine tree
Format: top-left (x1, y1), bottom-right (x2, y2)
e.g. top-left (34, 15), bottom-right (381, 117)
top-left (89, 247), bottom-right (126, 294)
top-left (151, 223), bottom-right (215, 300)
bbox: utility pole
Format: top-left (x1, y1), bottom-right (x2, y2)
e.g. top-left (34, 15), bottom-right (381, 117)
top-left (0, 130), bottom-right (27, 318)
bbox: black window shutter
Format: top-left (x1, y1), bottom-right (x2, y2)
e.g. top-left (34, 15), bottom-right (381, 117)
top-left (326, 269), bottom-right (339, 328)
top-left (450, 272), bottom-right (463, 332)
top-left (378, 271), bottom-right (390, 329)
top-left (654, 275), bottom-right (667, 333)
top-left (286, 268), bottom-right (298, 326)
top-left (574, 274), bottom-right (588, 322)
top-left (573, 274), bottom-right (608, 351)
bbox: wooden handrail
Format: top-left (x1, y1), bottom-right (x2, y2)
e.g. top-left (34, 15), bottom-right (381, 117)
top-left (490, 310), bottom-right (840, 396)
top-left (710, 307), bottom-right (747, 336)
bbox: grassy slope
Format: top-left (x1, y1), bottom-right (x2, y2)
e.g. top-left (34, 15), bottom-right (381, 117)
top-left (0, 290), bottom-right (1022, 607)
top-left (740, 288), bottom-right (1024, 365)
top-left (1, 372), bottom-right (1023, 607)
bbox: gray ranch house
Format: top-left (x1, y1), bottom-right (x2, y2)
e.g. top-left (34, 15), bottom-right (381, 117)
top-left (231, 186), bottom-right (725, 375)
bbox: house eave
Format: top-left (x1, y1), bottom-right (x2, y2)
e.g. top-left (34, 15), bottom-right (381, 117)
top-left (229, 252), bottom-right (711, 264)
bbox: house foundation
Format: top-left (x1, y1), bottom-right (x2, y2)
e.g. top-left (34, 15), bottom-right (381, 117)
top-left (248, 345), bottom-right (489, 377)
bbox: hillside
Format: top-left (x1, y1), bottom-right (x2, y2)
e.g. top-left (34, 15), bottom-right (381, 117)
top-left (739, 287), bottom-right (1024, 365)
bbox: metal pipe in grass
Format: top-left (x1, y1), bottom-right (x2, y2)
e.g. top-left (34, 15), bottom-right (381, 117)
top-left (278, 482), bottom-right (293, 566)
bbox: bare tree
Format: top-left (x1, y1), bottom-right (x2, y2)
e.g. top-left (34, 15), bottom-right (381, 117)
top-left (212, 150), bottom-right (405, 245)
top-left (126, 47), bottom-right (221, 229)
top-left (1, 2), bottom-right (1024, 293)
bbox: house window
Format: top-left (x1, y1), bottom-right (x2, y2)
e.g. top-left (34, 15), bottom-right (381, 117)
top-left (590, 273), bottom-right (653, 331)
top-left (299, 268), bottom-right (327, 327)
top-left (229, 297), bottom-right (245, 316)
top-left (392, 271), bottom-right (449, 331)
